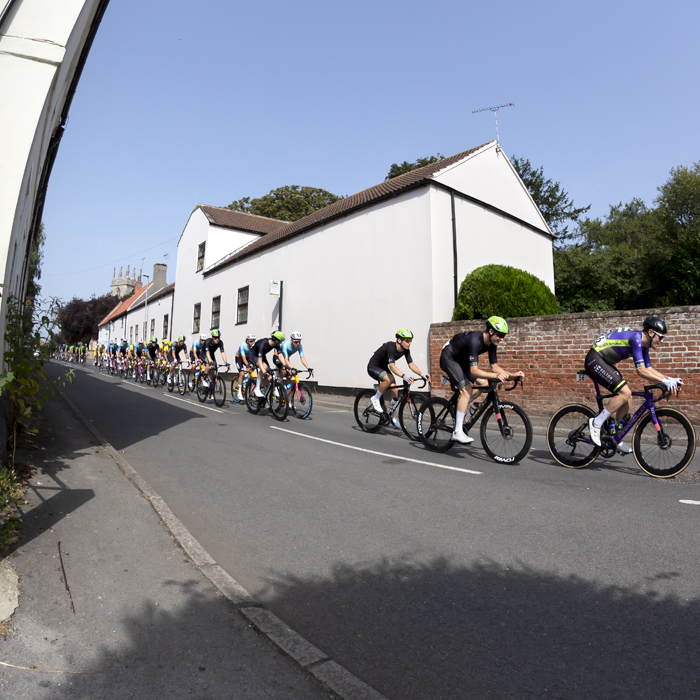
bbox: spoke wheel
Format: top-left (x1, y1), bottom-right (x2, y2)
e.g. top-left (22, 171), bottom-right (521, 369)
top-left (479, 402), bottom-right (533, 464)
top-left (353, 389), bottom-right (384, 433)
top-left (197, 375), bottom-right (209, 403)
top-left (213, 376), bottom-right (226, 407)
top-left (633, 407), bottom-right (696, 478)
top-left (399, 393), bottom-right (427, 441)
top-left (417, 397), bottom-right (455, 453)
top-left (231, 376), bottom-right (240, 402)
top-left (177, 368), bottom-right (187, 395)
top-left (268, 381), bottom-right (289, 421)
top-left (547, 403), bottom-right (600, 468)
top-left (245, 379), bottom-right (263, 414)
top-left (291, 382), bottom-right (313, 419)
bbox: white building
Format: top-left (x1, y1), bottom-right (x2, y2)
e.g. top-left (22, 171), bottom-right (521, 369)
top-left (172, 142), bottom-right (554, 391)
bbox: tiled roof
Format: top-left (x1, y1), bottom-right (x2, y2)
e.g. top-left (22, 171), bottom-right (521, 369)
top-left (198, 204), bottom-right (289, 236)
top-left (204, 142), bottom-right (493, 275)
top-left (98, 282), bottom-right (149, 326)
top-left (129, 282), bottom-right (175, 309)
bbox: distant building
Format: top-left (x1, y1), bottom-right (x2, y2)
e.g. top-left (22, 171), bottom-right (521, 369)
top-left (110, 265), bottom-right (139, 297)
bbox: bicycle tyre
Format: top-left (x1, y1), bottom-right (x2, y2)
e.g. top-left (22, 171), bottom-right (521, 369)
top-left (139, 366), bottom-right (145, 383)
top-left (177, 368), bottom-right (187, 395)
top-left (479, 401), bottom-right (533, 464)
top-left (167, 368), bottom-right (175, 392)
top-left (399, 393), bottom-right (427, 441)
top-left (417, 397), bottom-right (455, 453)
top-left (197, 375), bottom-right (209, 403)
top-left (213, 376), bottom-right (226, 407)
top-left (547, 403), bottom-right (600, 468)
top-left (268, 381), bottom-right (289, 421)
top-left (291, 382), bottom-right (313, 419)
top-left (245, 378), bottom-right (263, 414)
top-left (353, 389), bottom-right (384, 433)
top-left (633, 407), bottom-right (696, 478)
top-left (231, 376), bottom-right (240, 401)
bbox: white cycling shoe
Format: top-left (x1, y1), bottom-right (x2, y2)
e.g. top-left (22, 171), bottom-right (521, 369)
top-left (254, 388), bottom-right (265, 398)
top-left (617, 441), bottom-right (632, 454)
top-left (236, 391), bottom-right (244, 402)
top-left (370, 395), bottom-right (383, 413)
top-left (392, 416), bottom-right (401, 429)
top-left (451, 430), bottom-right (474, 444)
top-left (588, 418), bottom-right (602, 446)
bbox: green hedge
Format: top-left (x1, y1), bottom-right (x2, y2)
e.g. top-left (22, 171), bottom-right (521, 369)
top-left (452, 265), bottom-right (557, 321)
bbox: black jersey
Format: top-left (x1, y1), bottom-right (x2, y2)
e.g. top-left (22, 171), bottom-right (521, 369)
top-left (443, 331), bottom-right (497, 367)
top-left (204, 337), bottom-right (225, 357)
top-left (369, 341), bottom-right (413, 371)
top-left (172, 342), bottom-right (188, 360)
top-left (251, 338), bottom-right (277, 360)
top-left (147, 342), bottom-right (160, 358)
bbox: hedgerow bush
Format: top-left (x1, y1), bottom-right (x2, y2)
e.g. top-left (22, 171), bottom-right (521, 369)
top-left (452, 264), bottom-right (557, 321)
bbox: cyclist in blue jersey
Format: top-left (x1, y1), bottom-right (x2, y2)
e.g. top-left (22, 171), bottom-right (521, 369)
top-left (273, 331), bottom-right (311, 379)
top-left (235, 334), bottom-right (257, 402)
top-left (585, 316), bottom-right (682, 450)
top-left (189, 333), bottom-right (208, 390)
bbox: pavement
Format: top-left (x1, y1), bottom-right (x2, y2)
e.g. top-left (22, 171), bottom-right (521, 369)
top-left (0, 390), bottom-right (384, 700)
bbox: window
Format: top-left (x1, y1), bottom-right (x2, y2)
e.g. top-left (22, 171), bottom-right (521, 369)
top-left (236, 287), bottom-right (248, 325)
top-left (196, 243), bottom-right (206, 272)
top-left (143, 321), bottom-right (147, 340)
top-left (129, 326), bottom-right (133, 344)
top-left (150, 319), bottom-right (155, 337)
top-left (193, 303), bottom-right (201, 333)
top-left (163, 314), bottom-right (169, 340)
top-left (211, 296), bottom-right (221, 330)
top-left (135, 325), bottom-right (139, 343)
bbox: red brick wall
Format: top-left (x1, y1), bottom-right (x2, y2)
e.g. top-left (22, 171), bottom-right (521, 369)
top-left (429, 306), bottom-right (700, 423)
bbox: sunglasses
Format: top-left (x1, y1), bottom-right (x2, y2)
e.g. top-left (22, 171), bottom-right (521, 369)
top-left (655, 334), bottom-right (665, 342)
top-left (495, 332), bottom-right (507, 339)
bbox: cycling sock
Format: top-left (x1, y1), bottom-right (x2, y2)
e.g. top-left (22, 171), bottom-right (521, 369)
top-left (255, 377), bottom-right (262, 392)
top-left (455, 411), bottom-right (466, 432)
top-left (373, 390), bottom-right (382, 401)
top-left (593, 408), bottom-right (611, 428)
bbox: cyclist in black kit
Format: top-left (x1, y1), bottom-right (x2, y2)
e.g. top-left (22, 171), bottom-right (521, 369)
top-left (203, 330), bottom-right (230, 382)
top-left (440, 316), bottom-right (524, 444)
top-left (367, 329), bottom-right (430, 429)
top-left (252, 331), bottom-right (285, 397)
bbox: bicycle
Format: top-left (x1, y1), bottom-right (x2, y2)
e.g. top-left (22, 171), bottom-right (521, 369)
top-left (197, 363), bottom-right (228, 407)
top-left (133, 357), bottom-right (146, 383)
top-left (245, 368), bottom-right (288, 420)
top-left (547, 370), bottom-right (696, 478)
top-left (281, 368), bottom-right (314, 419)
top-left (231, 367), bottom-right (255, 405)
top-left (354, 378), bottom-right (428, 441)
top-left (416, 377), bottom-right (532, 463)
top-left (170, 361), bottom-right (189, 395)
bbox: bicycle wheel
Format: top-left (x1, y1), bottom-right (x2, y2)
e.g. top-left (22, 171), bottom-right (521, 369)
top-left (547, 403), bottom-right (600, 468)
top-left (213, 376), bottom-right (226, 407)
top-left (177, 368), bottom-right (187, 395)
top-left (417, 397), bottom-right (455, 452)
top-left (268, 381), bottom-right (289, 421)
top-left (353, 389), bottom-right (384, 433)
top-left (399, 393), bottom-right (427, 441)
top-left (231, 376), bottom-right (240, 401)
top-left (479, 401), bottom-right (533, 464)
top-left (633, 407), bottom-right (696, 478)
top-left (291, 382), bottom-right (313, 419)
top-left (245, 379), bottom-right (262, 414)
top-left (139, 365), bottom-right (145, 383)
top-left (160, 368), bottom-right (168, 386)
top-left (197, 375), bottom-right (210, 403)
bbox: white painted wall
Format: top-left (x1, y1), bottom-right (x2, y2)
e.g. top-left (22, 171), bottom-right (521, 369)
top-left (126, 292), bottom-right (174, 345)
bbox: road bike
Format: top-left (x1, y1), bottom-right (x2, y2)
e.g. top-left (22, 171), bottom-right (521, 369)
top-left (547, 370), bottom-right (696, 478)
top-left (231, 367), bottom-right (255, 404)
top-left (245, 368), bottom-right (288, 420)
top-left (132, 357), bottom-right (146, 383)
top-left (417, 378), bottom-right (532, 463)
top-left (197, 363), bottom-right (228, 407)
top-left (354, 378), bottom-right (428, 441)
top-left (170, 361), bottom-right (189, 396)
top-left (281, 368), bottom-right (314, 419)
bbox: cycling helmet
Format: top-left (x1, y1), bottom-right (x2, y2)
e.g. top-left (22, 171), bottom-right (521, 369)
top-left (199, 333), bottom-right (207, 341)
top-left (290, 331), bottom-right (302, 341)
top-left (643, 316), bottom-right (667, 335)
top-left (396, 329), bottom-right (413, 340)
top-left (151, 337), bottom-right (158, 343)
top-left (211, 329), bottom-right (221, 338)
top-left (486, 316), bottom-right (509, 334)
top-left (246, 333), bottom-right (256, 341)
top-left (271, 331), bottom-right (285, 342)
top-left (177, 334), bottom-right (185, 342)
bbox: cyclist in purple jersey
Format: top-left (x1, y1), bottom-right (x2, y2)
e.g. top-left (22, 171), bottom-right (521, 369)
top-left (585, 316), bottom-right (683, 449)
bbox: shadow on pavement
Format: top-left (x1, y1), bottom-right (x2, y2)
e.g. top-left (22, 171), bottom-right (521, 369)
top-left (256, 554), bottom-right (700, 700)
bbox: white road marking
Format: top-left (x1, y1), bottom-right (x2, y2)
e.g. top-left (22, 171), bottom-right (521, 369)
top-left (164, 394), bottom-right (223, 413)
top-left (270, 427), bottom-right (482, 474)
top-left (679, 500), bottom-right (700, 506)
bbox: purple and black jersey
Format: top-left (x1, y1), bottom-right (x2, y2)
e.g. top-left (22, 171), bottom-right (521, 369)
top-left (592, 328), bottom-right (651, 368)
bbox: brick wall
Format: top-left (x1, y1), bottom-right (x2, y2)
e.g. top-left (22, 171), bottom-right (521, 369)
top-left (429, 306), bottom-right (700, 423)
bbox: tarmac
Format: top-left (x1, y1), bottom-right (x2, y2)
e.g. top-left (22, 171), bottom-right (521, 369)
top-left (0, 389), bottom-right (387, 700)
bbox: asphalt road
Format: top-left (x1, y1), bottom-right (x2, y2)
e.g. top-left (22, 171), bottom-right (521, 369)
top-left (49, 361), bottom-right (700, 700)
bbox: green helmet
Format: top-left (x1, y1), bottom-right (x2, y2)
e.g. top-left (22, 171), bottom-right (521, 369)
top-left (271, 331), bottom-right (285, 342)
top-left (211, 329), bottom-right (220, 338)
top-left (177, 334), bottom-right (185, 341)
top-left (486, 316), bottom-right (509, 334)
top-left (396, 328), bottom-right (413, 340)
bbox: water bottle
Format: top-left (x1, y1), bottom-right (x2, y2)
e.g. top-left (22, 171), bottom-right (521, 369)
top-left (387, 398), bottom-right (398, 413)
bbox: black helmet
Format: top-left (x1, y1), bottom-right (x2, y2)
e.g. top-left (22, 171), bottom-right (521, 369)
top-left (643, 316), bottom-right (667, 334)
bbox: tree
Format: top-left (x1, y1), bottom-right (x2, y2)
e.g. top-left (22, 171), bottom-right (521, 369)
top-left (385, 154), bottom-right (445, 180)
top-left (226, 185), bottom-right (342, 222)
top-left (511, 156), bottom-right (590, 240)
top-left (58, 294), bottom-right (120, 344)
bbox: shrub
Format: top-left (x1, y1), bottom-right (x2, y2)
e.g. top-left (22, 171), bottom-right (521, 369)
top-left (452, 265), bottom-right (557, 321)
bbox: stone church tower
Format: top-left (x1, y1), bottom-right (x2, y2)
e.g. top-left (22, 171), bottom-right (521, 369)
top-left (110, 265), bottom-right (138, 297)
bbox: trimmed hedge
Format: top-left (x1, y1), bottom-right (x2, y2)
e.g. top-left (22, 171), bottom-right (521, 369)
top-left (453, 265), bottom-right (557, 321)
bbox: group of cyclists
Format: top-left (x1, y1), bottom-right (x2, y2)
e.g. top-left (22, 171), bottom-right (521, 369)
top-left (369, 314), bottom-right (683, 451)
top-left (54, 342), bottom-right (88, 363)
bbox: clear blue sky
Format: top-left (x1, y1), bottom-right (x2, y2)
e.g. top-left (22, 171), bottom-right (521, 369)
top-left (40, 0), bottom-right (700, 303)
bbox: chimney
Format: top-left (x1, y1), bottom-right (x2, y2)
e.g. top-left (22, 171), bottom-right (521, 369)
top-left (152, 263), bottom-right (167, 290)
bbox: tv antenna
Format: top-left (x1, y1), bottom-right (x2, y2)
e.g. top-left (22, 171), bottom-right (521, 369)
top-left (472, 102), bottom-right (515, 150)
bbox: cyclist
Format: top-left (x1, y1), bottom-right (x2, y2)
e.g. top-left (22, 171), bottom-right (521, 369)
top-left (585, 316), bottom-right (683, 450)
top-left (439, 317), bottom-right (524, 445)
top-left (203, 330), bottom-right (230, 384)
top-left (273, 331), bottom-right (312, 380)
top-left (252, 331), bottom-right (285, 398)
top-left (189, 333), bottom-right (208, 390)
top-left (235, 333), bottom-right (257, 402)
top-left (168, 335), bottom-right (188, 385)
top-left (118, 338), bottom-right (129, 372)
top-left (367, 329), bottom-right (430, 429)
top-left (130, 340), bottom-right (146, 377)
top-left (146, 336), bottom-right (160, 381)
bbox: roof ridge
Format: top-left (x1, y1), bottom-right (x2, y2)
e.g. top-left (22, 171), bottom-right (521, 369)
top-left (198, 203), bottom-right (290, 225)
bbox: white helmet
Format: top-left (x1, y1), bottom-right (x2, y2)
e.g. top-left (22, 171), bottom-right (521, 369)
top-left (246, 333), bottom-right (256, 341)
top-left (199, 333), bottom-right (207, 341)
top-left (290, 331), bottom-right (302, 340)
